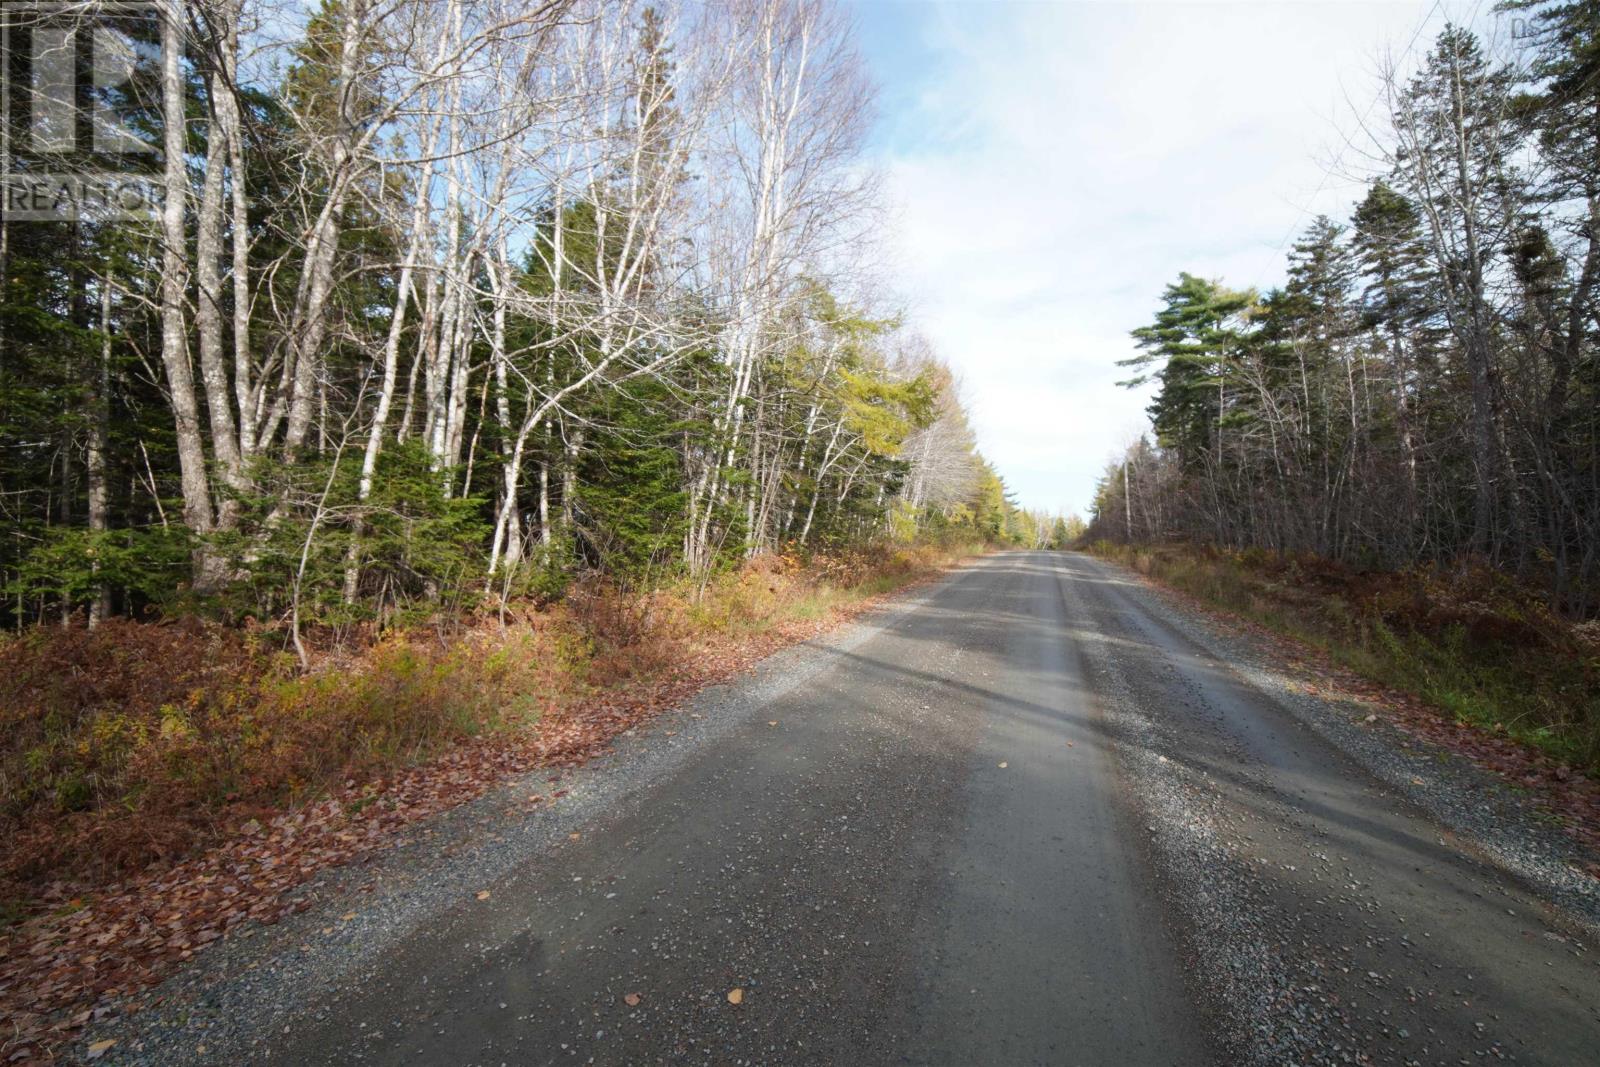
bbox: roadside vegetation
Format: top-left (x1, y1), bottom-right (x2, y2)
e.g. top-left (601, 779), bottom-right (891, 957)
top-left (0, 3), bottom-right (1087, 1050)
top-left (0, 539), bottom-right (1010, 906)
top-left (1088, 6), bottom-right (1600, 775)
top-left (0, 0), bottom-right (1088, 910)
top-left (1085, 541), bottom-right (1600, 774)
top-left (0, 537), bottom-right (1013, 1058)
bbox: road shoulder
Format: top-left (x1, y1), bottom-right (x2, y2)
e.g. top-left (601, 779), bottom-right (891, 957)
top-left (83, 565), bottom-right (977, 1066)
top-left (1077, 550), bottom-right (1600, 935)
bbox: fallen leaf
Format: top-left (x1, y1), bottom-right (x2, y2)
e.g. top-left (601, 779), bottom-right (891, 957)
top-left (476, 890), bottom-right (491, 901)
top-left (726, 988), bottom-right (743, 1005)
top-left (340, 912), bottom-right (356, 921)
top-left (86, 1040), bottom-right (115, 1061)
top-left (0, 557), bottom-right (1050, 1056)
top-left (998, 761), bottom-right (1008, 769)
top-left (767, 721), bottom-right (778, 727)
top-left (624, 992), bottom-right (641, 1006)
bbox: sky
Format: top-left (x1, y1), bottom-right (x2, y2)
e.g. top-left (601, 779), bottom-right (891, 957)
top-left (849, 0), bottom-right (1467, 518)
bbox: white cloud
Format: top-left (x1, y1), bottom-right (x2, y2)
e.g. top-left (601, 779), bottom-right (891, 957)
top-left (863, 0), bottom-right (1442, 515)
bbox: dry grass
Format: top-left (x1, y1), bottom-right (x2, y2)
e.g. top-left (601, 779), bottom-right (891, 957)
top-left (0, 541), bottom-right (978, 905)
top-left (0, 621), bottom-right (561, 889)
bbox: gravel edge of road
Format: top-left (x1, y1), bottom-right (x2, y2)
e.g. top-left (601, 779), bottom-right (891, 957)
top-left (1085, 551), bottom-right (1600, 936)
top-left (1059, 556), bottom-right (1349, 1065)
top-left (85, 565), bottom-right (976, 1067)
top-left (85, 552), bottom-right (1600, 1066)
top-left (1061, 551), bottom-right (1600, 1066)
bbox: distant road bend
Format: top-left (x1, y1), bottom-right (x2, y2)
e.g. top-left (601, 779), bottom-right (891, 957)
top-left (116, 552), bottom-right (1600, 1066)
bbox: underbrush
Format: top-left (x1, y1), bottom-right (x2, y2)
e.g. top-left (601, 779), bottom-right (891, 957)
top-left (0, 622), bottom-right (559, 890)
top-left (684, 541), bottom-right (961, 635)
top-left (0, 540), bottom-right (978, 906)
top-left (1086, 540), bottom-right (1600, 773)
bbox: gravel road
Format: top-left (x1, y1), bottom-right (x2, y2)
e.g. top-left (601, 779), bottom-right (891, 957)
top-left (93, 551), bottom-right (1600, 1066)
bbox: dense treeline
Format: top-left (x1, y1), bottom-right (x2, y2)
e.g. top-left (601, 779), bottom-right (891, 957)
top-left (1092, 5), bottom-right (1600, 615)
top-left (0, 0), bottom-right (1042, 638)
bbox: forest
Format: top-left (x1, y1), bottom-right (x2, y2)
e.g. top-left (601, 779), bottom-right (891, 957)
top-left (1088, 6), bottom-right (1600, 768)
top-left (0, 6), bottom-right (1094, 1005)
top-left (2, 4), bottom-right (1598, 1058)
top-left (0, 0), bottom-right (1061, 645)
top-left (3, 4), bottom-right (1600, 1062)
top-left (1092, 8), bottom-right (1600, 616)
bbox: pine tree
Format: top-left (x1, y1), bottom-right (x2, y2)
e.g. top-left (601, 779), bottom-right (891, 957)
top-left (1121, 273), bottom-right (1254, 466)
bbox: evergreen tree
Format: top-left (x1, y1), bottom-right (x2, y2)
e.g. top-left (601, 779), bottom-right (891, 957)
top-left (1121, 273), bottom-right (1254, 465)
